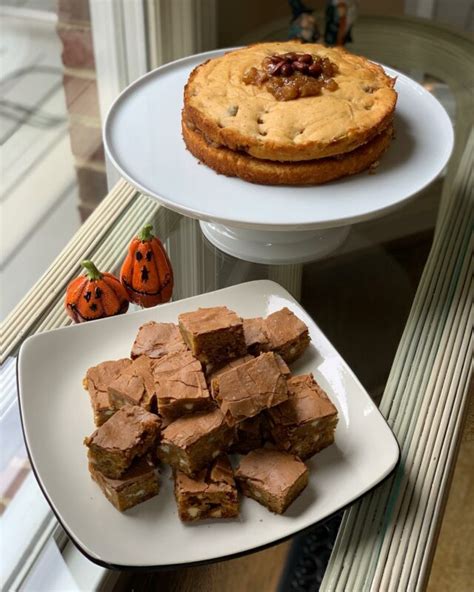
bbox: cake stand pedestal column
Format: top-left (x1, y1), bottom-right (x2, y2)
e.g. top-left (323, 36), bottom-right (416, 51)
top-left (199, 222), bottom-right (351, 265)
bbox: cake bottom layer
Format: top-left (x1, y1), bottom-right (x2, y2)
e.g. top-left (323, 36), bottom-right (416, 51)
top-left (182, 120), bottom-right (393, 186)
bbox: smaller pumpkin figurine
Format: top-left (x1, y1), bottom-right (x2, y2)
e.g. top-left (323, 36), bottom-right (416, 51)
top-left (120, 223), bottom-right (173, 308)
top-left (65, 260), bottom-right (129, 323)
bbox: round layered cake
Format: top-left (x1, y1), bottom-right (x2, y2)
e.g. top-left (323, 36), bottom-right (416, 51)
top-left (182, 42), bottom-right (397, 185)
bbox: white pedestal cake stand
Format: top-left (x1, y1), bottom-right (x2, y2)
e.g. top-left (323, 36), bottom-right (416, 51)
top-left (104, 49), bottom-right (453, 265)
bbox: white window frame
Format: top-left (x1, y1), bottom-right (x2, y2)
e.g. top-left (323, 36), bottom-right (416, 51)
top-left (90, 0), bottom-right (217, 188)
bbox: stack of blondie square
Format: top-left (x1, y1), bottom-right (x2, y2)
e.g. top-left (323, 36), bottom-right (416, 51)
top-left (83, 305), bottom-right (338, 520)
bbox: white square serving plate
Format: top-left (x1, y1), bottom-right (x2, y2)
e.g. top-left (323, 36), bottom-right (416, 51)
top-left (18, 280), bottom-right (399, 569)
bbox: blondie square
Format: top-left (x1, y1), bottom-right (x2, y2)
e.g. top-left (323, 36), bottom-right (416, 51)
top-left (212, 352), bottom-right (288, 425)
top-left (178, 306), bottom-right (246, 365)
top-left (157, 408), bottom-right (233, 476)
top-left (131, 321), bottom-right (188, 359)
top-left (235, 449), bottom-right (308, 514)
top-left (268, 374), bottom-right (338, 459)
top-left (84, 404), bottom-right (160, 478)
top-left (206, 354), bottom-right (254, 396)
top-left (156, 367), bottom-right (213, 422)
top-left (89, 455), bottom-right (159, 511)
top-left (174, 455), bottom-right (239, 521)
top-left (152, 350), bottom-right (203, 381)
top-left (243, 317), bottom-right (270, 355)
top-left (264, 307), bottom-right (310, 363)
top-left (108, 355), bottom-right (156, 412)
top-left (208, 353), bottom-right (289, 396)
top-left (83, 359), bottom-right (132, 426)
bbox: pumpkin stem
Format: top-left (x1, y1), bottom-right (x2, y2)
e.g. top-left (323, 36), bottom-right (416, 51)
top-left (138, 224), bottom-right (154, 242)
top-left (81, 260), bottom-right (102, 281)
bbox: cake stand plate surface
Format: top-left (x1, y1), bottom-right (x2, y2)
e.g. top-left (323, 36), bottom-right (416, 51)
top-left (104, 49), bottom-right (453, 263)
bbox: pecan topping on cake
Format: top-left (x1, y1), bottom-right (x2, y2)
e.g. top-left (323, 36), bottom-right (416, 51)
top-left (243, 52), bottom-right (338, 101)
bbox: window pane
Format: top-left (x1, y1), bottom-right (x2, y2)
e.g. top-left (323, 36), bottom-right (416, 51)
top-left (1, 1), bottom-right (106, 320)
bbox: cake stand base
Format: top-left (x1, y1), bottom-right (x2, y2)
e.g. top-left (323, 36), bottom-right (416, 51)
top-left (200, 222), bottom-right (351, 265)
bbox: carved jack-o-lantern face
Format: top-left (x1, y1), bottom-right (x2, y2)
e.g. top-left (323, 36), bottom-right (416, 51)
top-left (120, 224), bottom-right (173, 308)
top-left (65, 261), bottom-right (129, 323)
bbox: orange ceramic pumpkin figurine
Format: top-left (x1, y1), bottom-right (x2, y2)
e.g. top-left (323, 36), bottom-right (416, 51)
top-left (65, 260), bottom-right (129, 323)
top-left (120, 224), bottom-right (173, 307)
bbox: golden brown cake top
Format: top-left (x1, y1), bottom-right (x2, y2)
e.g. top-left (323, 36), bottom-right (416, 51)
top-left (184, 42), bottom-right (397, 161)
